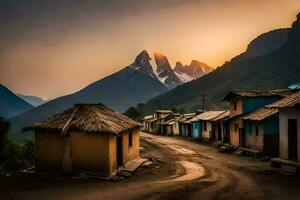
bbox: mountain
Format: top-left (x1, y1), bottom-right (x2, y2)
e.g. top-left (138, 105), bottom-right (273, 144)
top-left (142, 15), bottom-right (300, 113)
top-left (174, 60), bottom-right (214, 82)
top-left (9, 51), bottom-right (168, 141)
top-left (128, 50), bottom-right (157, 79)
top-left (17, 94), bottom-right (48, 107)
top-left (0, 84), bottom-right (33, 118)
top-left (240, 28), bottom-right (290, 60)
top-left (154, 52), bottom-right (182, 89)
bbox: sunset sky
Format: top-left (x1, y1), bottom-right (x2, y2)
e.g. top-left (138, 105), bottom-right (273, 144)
top-left (1, 0), bottom-right (300, 99)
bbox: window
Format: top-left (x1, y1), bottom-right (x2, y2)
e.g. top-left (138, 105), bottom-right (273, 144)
top-left (203, 122), bottom-right (207, 131)
top-left (233, 101), bottom-right (237, 110)
top-left (234, 124), bottom-right (239, 133)
top-left (255, 125), bottom-right (259, 136)
top-left (129, 131), bottom-right (133, 147)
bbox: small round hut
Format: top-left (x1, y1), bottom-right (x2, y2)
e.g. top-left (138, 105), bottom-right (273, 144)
top-left (23, 103), bottom-right (141, 176)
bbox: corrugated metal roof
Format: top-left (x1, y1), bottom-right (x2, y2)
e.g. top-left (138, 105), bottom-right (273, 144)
top-left (221, 89), bottom-right (294, 101)
top-left (191, 110), bottom-right (227, 122)
top-left (241, 108), bottom-right (278, 121)
top-left (289, 83), bottom-right (300, 90)
top-left (266, 91), bottom-right (300, 108)
top-left (210, 111), bottom-right (230, 121)
top-left (155, 110), bottom-right (172, 113)
top-left (179, 113), bottom-right (196, 123)
top-left (144, 115), bottom-right (154, 121)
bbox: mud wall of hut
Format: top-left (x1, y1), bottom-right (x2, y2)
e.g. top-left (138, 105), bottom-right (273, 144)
top-left (35, 130), bottom-right (65, 171)
top-left (70, 131), bottom-right (111, 175)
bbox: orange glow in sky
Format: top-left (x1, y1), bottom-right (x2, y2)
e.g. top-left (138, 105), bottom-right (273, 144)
top-left (1, 0), bottom-right (300, 99)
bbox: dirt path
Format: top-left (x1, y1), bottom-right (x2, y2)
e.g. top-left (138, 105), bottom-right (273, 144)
top-left (1, 132), bottom-right (300, 200)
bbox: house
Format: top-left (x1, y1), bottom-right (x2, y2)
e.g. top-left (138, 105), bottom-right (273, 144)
top-left (190, 110), bottom-right (205, 138)
top-left (178, 113), bottom-right (196, 137)
top-left (23, 103), bottom-right (141, 176)
top-left (222, 90), bottom-right (293, 147)
top-left (148, 110), bottom-right (173, 134)
top-left (241, 107), bottom-right (279, 157)
top-left (191, 110), bottom-right (228, 140)
top-left (210, 111), bottom-right (230, 142)
top-left (266, 91), bottom-right (300, 172)
top-left (160, 114), bottom-right (181, 136)
top-left (142, 115), bottom-right (154, 132)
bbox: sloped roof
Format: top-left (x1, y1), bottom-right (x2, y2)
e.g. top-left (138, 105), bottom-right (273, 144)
top-left (221, 89), bottom-right (294, 101)
top-left (155, 110), bottom-right (172, 113)
top-left (144, 115), bottom-right (154, 121)
top-left (23, 103), bottom-right (140, 135)
top-left (241, 107), bottom-right (278, 121)
top-left (266, 91), bottom-right (300, 108)
top-left (179, 113), bottom-right (196, 123)
top-left (210, 111), bottom-right (230, 121)
top-left (191, 110), bottom-right (227, 122)
top-left (289, 83), bottom-right (300, 90)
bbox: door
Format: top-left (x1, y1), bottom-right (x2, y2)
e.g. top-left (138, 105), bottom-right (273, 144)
top-left (288, 119), bottom-right (298, 161)
top-left (239, 128), bottom-right (246, 147)
top-left (211, 123), bottom-right (216, 140)
top-left (217, 123), bottom-right (222, 141)
top-left (116, 136), bottom-right (124, 167)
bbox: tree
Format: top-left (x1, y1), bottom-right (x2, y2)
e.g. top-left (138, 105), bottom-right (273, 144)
top-left (0, 117), bottom-right (10, 161)
top-left (124, 106), bottom-right (141, 121)
top-left (170, 107), bottom-right (178, 113)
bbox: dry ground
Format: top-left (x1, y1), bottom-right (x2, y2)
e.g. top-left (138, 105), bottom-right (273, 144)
top-left (1, 132), bottom-right (300, 200)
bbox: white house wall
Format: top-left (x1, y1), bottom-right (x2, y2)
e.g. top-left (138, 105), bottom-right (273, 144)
top-left (279, 107), bottom-right (300, 161)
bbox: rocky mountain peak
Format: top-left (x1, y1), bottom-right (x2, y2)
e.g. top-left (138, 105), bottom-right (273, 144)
top-left (129, 50), bottom-right (157, 79)
top-left (174, 59), bottom-right (213, 82)
top-left (154, 52), bottom-right (173, 75)
top-left (154, 52), bottom-right (182, 89)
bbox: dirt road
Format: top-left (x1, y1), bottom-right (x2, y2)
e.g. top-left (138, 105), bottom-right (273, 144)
top-left (1, 132), bottom-right (300, 200)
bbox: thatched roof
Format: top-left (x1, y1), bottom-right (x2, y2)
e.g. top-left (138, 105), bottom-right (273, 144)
top-left (23, 103), bottom-right (141, 135)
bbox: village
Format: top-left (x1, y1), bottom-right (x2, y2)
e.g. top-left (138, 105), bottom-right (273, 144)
top-left (1, 85), bottom-right (300, 200)
top-left (142, 84), bottom-right (300, 173)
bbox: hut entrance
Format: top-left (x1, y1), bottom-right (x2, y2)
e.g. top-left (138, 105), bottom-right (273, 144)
top-left (116, 135), bottom-right (124, 167)
top-left (288, 119), bottom-right (298, 161)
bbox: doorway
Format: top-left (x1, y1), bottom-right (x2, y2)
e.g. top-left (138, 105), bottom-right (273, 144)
top-left (288, 119), bottom-right (298, 161)
top-left (217, 123), bottom-right (222, 141)
top-left (239, 128), bottom-right (246, 147)
top-left (116, 136), bottom-right (124, 167)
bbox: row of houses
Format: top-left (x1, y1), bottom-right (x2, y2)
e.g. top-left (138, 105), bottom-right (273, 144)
top-left (142, 85), bottom-right (300, 173)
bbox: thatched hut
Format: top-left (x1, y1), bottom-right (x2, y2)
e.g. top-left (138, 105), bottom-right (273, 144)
top-left (23, 103), bottom-right (141, 176)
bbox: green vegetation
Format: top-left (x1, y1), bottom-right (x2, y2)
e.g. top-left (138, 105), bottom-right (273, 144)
top-left (124, 103), bottom-right (144, 121)
top-left (0, 117), bottom-right (34, 171)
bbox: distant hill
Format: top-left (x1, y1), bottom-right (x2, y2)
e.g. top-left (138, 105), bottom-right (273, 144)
top-left (142, 16), bottom-right (299, 113)
top-left (17, 94), bottom-right (48, 107)
top-left (9, 51), bottom-right (167, 141)
top-left (0, 84), bottom-right (33, 118)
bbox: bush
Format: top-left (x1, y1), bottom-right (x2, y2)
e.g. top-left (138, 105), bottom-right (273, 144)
top-left (2, 141), bottom-right (35, 171)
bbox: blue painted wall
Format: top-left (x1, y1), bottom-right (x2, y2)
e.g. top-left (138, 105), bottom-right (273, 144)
top-left (244, 120), bottom-right (254, 135)
top-left (244, 115), bottom-right (279, 136)
top-left (263, 115), bottom-right (279, 135)
top-left (192, 121), bottom-right (202, 138)
top-left (242, 96), bottom-right (281, 114)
